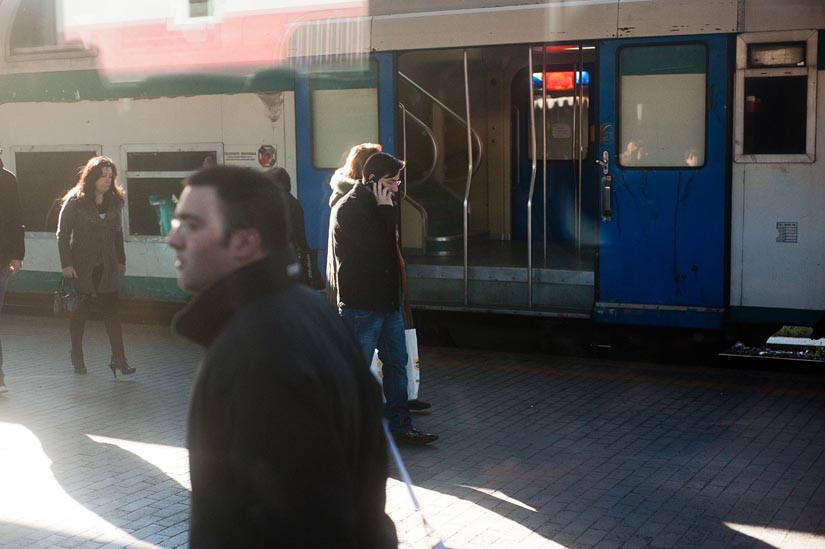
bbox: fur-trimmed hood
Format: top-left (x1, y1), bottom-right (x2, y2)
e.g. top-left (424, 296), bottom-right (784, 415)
top-left (329, 171), bottom-right (358, 207)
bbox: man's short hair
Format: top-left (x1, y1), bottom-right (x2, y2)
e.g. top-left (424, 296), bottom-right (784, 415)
top-left (362, 152), bottom-right (405, 182)
top-left (185, 166), bottom-right (290, 252)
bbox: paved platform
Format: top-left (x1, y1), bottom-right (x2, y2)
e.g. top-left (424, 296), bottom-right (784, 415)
top-left (1, 314), bottom-right (824, 548)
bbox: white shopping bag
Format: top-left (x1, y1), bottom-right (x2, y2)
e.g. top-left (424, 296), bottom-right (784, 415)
top-left (369, 328), bottom-right (420, 400)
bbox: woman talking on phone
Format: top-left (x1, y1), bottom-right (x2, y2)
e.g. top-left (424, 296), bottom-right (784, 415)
top-left (57, 156), bottom-right (135, 377)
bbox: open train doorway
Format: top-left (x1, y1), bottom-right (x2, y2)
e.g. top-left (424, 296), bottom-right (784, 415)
top-left (400, 43), bottom-right (597, 316)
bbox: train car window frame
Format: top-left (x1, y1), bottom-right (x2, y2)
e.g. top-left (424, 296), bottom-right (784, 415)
top-left (12, 145), bottom-right (101, 237)
top-left (529, 68), bottom-right (592, 162)
top-left (734, 30), bottom-right (817, 164)
top-left (616, 42), bottom-right (708, 169)
top-left (308, 60), bottom-right (380, 170)
top-left (6, 0), bottom-right (93, 60)
top-left (122, 144), bottom-right (223, 241)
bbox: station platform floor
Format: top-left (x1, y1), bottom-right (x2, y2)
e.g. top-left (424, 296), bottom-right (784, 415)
top-left (0, 314), bottom-right (824, 548)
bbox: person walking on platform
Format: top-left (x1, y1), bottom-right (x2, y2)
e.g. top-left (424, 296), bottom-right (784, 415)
top-left (264, 167), bottom-right (321, 289)
top-left (168, 166), bottom-right (397, 548)
top-left (57, 156), bottom-right (135, 377)
top-left (327, 144), bottom-right (432, 411)
top-left (329, 151), bottom-right (438, 445)
top-left (0, 152), bottom-right (25, 394)
top-left (326, 142), bottom-right (383, 303)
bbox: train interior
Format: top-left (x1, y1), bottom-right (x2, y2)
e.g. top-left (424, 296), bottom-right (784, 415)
top-left (399, 44), bottom-right (598, 317)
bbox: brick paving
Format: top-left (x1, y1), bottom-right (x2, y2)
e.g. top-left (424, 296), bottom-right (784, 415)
top-left (1, 313), bottom-right (824, 548)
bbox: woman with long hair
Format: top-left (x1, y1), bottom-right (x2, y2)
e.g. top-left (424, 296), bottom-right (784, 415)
top-left (328, 142), bottom-right (382, 209)
top-left (57, 156), bottom-right (135, 377)
top-left (326, 143), bottom-right (382, 302)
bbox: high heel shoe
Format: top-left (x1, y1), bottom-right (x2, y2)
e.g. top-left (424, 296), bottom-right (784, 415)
top-left (71, 349), bottom-right (87, 374)
top-left (109, 357), bottom-right (136, 378)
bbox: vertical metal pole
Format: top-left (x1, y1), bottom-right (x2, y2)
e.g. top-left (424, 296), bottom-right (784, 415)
top-left (463, 49), bottom-right (473, 305)
top-left (570, 45), bottom-right (581, 248)
top-left (541, 44), bottom-right (548, 261)
top-left (527, 48), bottom-right (538, 308)
top-left (401, 103), bottom-right (408, 201)
top-left (577, 45), bottom-right (584, 252)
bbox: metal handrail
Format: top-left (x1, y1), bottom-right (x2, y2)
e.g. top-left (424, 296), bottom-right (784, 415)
top-left (402, 194), bottom-right (429, 255)
top-left (398, 71), bottom-right (484, 176)
top-left (462, 50), bottom-right (473, 305)
top-left (576, 45), bottom-right (585, 252)
top-left (401, 102), bottom-right (408, 201)
top-left (527, 47), bottom-right (538, 308)
top-left (399, 102), bottom-right (438, 187)
top-left (400, 103), bottom-right (431, 256)
top-left (541, 44), bottom-right (548, 260)
top-left (511, 106), bottom-right (520, 188)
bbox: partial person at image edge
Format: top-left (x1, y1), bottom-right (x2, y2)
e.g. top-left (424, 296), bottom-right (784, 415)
top-left (168, 166), bottom-right (397, 548)
top-left (0, 153), bottom-right (25, 393)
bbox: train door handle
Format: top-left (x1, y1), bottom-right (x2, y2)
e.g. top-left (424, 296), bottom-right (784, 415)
top-left (595, 150), bottom-right (609, 175)
top-left (601, 175), bottom-right (613, 221)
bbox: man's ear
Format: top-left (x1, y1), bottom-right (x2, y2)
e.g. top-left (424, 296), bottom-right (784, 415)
top-left (228, 228), bottom-right (263, 263)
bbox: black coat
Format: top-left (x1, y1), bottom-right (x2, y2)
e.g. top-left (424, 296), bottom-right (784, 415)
top-left (174, 250), bottom-right (397, 549)
top-left (57, 195), bottom-right (126, 294)
top-left (328, 183), bottom-right (400, 312)
top-left (0, 165), bottom-right (25, 267)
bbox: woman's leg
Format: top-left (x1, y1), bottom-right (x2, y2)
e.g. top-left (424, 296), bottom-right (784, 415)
top-left (97, 291), bottom-right (125, 359)
top-left (69, 299), bottom-right (88, 372)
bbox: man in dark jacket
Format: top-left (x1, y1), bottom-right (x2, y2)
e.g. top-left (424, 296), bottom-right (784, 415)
top-left (0, 153), bottom-right (25, 394)
top-left (328, 152), bottom-right (437, 445)
top-left (168, 166), bottom-right (397, 548)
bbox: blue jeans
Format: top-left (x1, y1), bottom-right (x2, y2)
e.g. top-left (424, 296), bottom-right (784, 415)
top-left (340, 307), bottom-right (412, 435)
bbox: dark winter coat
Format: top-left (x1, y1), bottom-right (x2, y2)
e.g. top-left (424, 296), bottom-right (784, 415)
top-left (325, 173), bottom-right (357, 305)
top-left (328, 181), bottom-right (401, 312)
top-left (174, 250), bottom-right (397, 549)
top-left (57, 195), bottom-right (126, 294)
top-left (0, 164), bottom-right (25, 268)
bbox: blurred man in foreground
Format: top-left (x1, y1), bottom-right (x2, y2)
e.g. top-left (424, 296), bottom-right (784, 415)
top-left (168, 166), bottom-right (396, 548)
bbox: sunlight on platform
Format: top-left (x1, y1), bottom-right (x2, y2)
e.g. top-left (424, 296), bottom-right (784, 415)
top-left (724, 522), bottom-right (825, 548)
top-left (86, 434), bottom-right (191, 490)
top-left (386, 478), bottom-right (561, 548)
top-left (0, 422), bottom-right (159, 547)
top-left (459, 484), bottom-right (538, 512)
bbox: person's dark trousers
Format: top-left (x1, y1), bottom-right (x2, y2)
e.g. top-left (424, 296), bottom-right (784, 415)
top-left (70, 265), bottom-right (126, 361)
top-left (69, 291), bottom-right (125, 359)
top-left (340, 307), bottom-right (412, 435)
top-left (0, 267), bottom-right (9, 385)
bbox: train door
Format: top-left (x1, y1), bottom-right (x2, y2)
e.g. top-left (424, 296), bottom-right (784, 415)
top-left (294, 52), bottom-right (397, 274)
top-left (595, 35), bottom-right (730, 329)
top-left (511, 45), bottom-right (598, 250)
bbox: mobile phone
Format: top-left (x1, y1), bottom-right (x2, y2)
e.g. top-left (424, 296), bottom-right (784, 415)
top-left (365, 178), bottom-right (377, 192)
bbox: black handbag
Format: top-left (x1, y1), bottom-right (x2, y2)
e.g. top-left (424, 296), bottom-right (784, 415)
top-left (53, 277), bottom-right (82, 317)
top-left (296, 248), bottom-right (324, 290)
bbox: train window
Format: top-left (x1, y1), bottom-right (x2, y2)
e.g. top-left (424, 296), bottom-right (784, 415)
top-left (9, 0), bottom-right (86, 56)
top-left (531, 71), bottom-right (590, 161)
top-left (618, 44), bottom-right (706, 168)
top-left (125, 147), bottom-right (221, 237)
top-left (747, 43), bottom-right (806, 68)
top-left (189, 0), bottom-right (212, 18)
top-left (743, 76), bottom-right (806, 155)
top-left (735, 31), bottom-right (816, 163)
top-left (14, 148), bottom-right (99, 233)
top-left (309, 62), bottom-right (379, 169)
